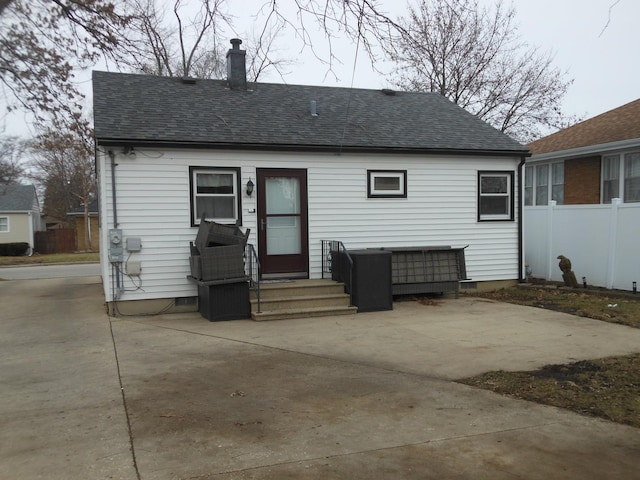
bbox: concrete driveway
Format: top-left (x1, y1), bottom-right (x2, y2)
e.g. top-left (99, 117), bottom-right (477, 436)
top-left (1, 274), bottom-right (640, 479)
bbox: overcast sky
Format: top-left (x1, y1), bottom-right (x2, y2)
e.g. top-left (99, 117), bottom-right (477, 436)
top-left (233, 0), bottom-right (637, 123)
top-left (2, 0), bottom-right (637, 138)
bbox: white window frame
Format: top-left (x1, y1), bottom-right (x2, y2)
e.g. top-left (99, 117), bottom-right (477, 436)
top-left (367, 170), bottom-right (407, 198)
top-left (524, 165), bottom-right (533, 206)
top-left (524, 161), bottom-right (564, 206)
top-left (535, 164), bottom-right (549, 206)
top-left (190, 167), bottom-right (241, 226)
top-left (602, 154), bottom-right (620, 203)
top-left (478, 171), bottom-right (514, 221)
top-left (0, 216), bottom-right (8, 232)
top-left (551, 163), bottom-right (565, 204)
top-left (623, 151), bottom-right (640, 203)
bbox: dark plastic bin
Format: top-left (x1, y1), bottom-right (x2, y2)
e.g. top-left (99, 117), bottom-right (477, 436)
top-left (349, 249), bottom-right (393, 312)
top-left (198, 281), bottom-right (250, 321)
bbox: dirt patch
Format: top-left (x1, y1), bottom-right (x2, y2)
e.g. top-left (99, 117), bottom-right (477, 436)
top-left (462, 285), bottom-right (640, 428)
top-left (471, 285), bottom-right (640, 328)
top-left (459, 354), bottom-right (640, 428)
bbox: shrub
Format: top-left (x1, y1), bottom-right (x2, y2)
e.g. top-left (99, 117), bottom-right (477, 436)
top-left (0, 242), bottom-right (30, 256)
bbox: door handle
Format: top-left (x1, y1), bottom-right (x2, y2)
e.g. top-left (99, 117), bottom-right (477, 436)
top-left (260, 218), bottom-right (266, 231)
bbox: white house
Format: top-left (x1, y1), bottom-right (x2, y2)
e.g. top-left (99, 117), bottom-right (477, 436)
top-left (0, 184), bottom-right (44, 255)
top-left (92, 39), bottom-right (530, 315)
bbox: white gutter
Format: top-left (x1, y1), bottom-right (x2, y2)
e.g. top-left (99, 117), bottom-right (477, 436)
top-left (528, 137), bottom-right (640, 162)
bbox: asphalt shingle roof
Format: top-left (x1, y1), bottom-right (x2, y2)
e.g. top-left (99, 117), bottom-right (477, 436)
top-left (68, 199), bottom-right (98, 215)
top-left (0, 184), bottom-right (37, 211)
top-left (92, 71), bottom-right (527, 156)
top-left (528, 99), bottom-right (640, 155)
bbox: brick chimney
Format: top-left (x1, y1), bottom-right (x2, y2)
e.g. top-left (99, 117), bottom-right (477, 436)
top-left (226, 38), bottom-right (247, 90)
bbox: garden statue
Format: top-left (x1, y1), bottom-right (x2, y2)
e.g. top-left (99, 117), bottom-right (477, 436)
top-left (557, 255), bottom-right (578, 287)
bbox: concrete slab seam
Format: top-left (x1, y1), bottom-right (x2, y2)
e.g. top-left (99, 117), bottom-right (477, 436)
top-left (204, 422), bottom-right (563, 478)
top-left (109, 318), bottom-right (142, 480)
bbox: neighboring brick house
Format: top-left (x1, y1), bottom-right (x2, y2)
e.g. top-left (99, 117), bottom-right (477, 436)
top-left (526, 98), bottom-right (640, 205)
top-left (524, 99), bottom-right (640, 290)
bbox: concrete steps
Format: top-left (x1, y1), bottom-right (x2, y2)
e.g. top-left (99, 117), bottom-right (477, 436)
top-left (251, 279), bottom-right (356, 321)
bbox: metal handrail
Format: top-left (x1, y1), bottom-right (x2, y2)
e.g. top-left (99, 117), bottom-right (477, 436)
top-left (245, 243), bottom-right (261, 313)
top-left (321, 240), bottom-right (353, 306)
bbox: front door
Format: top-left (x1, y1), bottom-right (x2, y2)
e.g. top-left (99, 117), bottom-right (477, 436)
top-left (257, 169), bottom-right (308, 277)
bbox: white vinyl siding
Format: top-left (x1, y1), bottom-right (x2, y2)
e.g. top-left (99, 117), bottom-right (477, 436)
top-left (0, 213), bottom-right (32, 244)
top-left (98, 148), bottom-right (521, 303)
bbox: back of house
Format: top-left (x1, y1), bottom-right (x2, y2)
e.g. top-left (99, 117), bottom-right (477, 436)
top-left (93, 39), bottom-right (529, 315)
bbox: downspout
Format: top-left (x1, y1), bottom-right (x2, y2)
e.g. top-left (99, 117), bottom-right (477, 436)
top-left (518, 155), bottom-right (526, 282)
top-left (107, 150), bottom-right (118, 228)
top-left (107, 149), bottom-right (122, 311)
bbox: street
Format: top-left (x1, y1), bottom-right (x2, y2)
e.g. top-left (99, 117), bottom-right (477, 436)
top-left (0, 263), bottom-right (100, 280)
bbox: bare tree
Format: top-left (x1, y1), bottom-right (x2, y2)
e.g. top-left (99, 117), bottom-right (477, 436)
top-left (251, 0), bottom-right (405, 81)
top-left (118, 0), bottom-right (294, 81)
top-left (29, 125), bottom-right (96, 250)
top-left (0, 136), bottom-right (26, 185)
top-left (389, 0), bottom-right (574, 142)
top-left (0, 1), bottom-right (129, 130)
top-left (120, 0), bottom-right (228, 78)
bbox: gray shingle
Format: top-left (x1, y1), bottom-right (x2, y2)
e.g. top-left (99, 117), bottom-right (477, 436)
top-left (92, 71), bottom-right (527, 155)
top-left (0, 185), bottom-right (37, 211)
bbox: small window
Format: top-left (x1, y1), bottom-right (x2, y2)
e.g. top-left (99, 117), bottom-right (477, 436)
top-left (190, 167), bottom-right (241, 225)
top-left (478, 171), bottom-right (514, 221)
top-left (0, 217), bottom-right (8, 232)
top-left (624, 152), bottom-right (640, 202)
top-left (367, 170), bottom-right (407, 198)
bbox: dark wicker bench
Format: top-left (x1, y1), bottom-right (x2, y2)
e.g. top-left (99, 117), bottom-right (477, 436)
top-left (378, 246), bottom-right (468, 298)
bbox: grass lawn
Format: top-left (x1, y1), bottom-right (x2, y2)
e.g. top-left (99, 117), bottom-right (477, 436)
top-left (0, 252), bottom-right (99, 266)
top-left (459, 285), bottom-right (640, 428)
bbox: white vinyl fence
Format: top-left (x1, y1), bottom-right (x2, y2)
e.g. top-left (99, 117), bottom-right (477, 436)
top-left (524, 199), bottom-right (639, 291)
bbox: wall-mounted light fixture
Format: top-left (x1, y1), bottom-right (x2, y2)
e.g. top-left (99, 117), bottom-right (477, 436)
top-left (246, 178), bottom-right (254, 197)
top-left (122, 146), bottom-right (136, 159)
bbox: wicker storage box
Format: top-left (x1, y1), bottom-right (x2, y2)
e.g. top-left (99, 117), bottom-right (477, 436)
top-left (195, 219), bottom-right (249, 251)
top-left (198, 282), bottom-right (250, 321)
top-left (189, 244), bottom-right (245, 281)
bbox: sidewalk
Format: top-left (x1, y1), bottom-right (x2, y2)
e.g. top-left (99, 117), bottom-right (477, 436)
top-left (2, 276), bottom-right (640, 479)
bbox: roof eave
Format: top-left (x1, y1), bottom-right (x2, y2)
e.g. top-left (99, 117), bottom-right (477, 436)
top-left (529, 137), bottom-right (640, 162)
top-left (96, 138), bottom-right (529, 158)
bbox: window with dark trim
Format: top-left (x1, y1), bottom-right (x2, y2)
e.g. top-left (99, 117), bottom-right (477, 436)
top-left (189, 166), bottom-right (242, 226)
top-left (478, 171), bottom-right (514, 221)
top-left (367, 170), bottom-right (407, 198)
